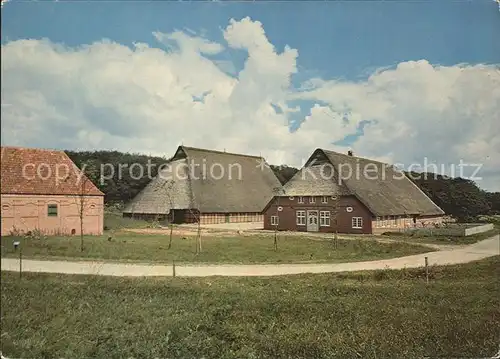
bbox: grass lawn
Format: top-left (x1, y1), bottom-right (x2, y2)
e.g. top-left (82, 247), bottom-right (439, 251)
top-left (103, 210), bottom-right (156, 230)
top-left (1, 232), bottom-right (433, 264)
top-left (1, 256), bottom-right (499, 359)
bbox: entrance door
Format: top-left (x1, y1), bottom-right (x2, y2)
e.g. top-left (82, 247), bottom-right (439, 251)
top-left (225, 214), bottom-right (230, 223)
top-left (307, 210), bottom-right (319, 232)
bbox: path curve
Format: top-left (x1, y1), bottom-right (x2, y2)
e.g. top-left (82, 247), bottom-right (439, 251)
top-left (1, 235), bottom-right (498, 277)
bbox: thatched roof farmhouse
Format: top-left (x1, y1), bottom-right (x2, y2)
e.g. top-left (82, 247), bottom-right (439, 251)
top-left (263, 148), bottom-right (445, 234)
top-left (123, 146), bottom-right (282, 224)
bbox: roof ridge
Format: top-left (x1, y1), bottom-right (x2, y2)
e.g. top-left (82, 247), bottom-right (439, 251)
top-left (181, 146), bottom-right (263, 159)
top-left (320, 148), bottom-right (389, 166)
top-left (0, 145), bottom-right (64, 153)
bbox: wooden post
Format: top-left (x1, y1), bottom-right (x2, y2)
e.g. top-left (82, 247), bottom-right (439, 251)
top-left (274, 196), bottom-right (280, 252)
top-left (425, 256), bottom-right (429, 284)
top-left (19, 245), bottom-right (22, 279)
top-left (172, 260), bottom-right (176, 278)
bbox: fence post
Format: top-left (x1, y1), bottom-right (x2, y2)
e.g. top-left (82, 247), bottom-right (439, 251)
top-left (172, 260), bottom-right (176, 278)
top-left (19, 245), bottom-right (22, 279)
top-left (425, 256), bottom-right (429, 284)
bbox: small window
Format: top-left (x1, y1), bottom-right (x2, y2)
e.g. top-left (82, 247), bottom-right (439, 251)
top-left (297, 196), bottom-right (304, 204)
top-left (271, 215), bottom-right (279, 226)
top-left (47, 204), bottom-right (58, 217)
top-left (320, 211), bottom-right (330, 226)
top-left (352, 217), bottom-right (363, 229)
top-left (296, 210), bottom-right (306, 225)
top-left (309, 197), bottom-right (316, 204)
top-left (321, 196), bottom-right (328, 204)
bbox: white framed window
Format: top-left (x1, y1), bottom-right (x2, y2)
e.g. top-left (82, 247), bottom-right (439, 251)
top-left (352, 217), bottom-right (363, 229)
top-left (296, 210), bottom-right (306, 225)
top-left (289, 196), bottom-right (295, 200)
top-left (271, 216), bottom-right (279, 226)
top-left (309, 196), bottom-right (316, 203)
top-left (298, 196), bottom-right (304, 204)
top-left (320, 211), bottom-right (330, 226)
top-left (321, 196), bottom-right (328, 204)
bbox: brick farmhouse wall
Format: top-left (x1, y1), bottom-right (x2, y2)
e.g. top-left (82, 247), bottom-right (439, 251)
top-left (263, 195), bottom-right (373, 234)
top-left (264, 195), bottom-right (446, 235)
top-left (1, 194), bottom-right (104, 236)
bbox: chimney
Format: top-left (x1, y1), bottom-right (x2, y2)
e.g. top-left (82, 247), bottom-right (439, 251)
top-left (347, 150), bottom-right (353, 156)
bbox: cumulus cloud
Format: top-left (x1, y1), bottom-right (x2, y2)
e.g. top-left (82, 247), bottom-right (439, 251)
top-left (295, 60), bottom-right (500, 190)
top-left (1, 17), bottom-right (499, 190)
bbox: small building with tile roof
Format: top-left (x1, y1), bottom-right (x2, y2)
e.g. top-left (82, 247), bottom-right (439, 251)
top-left (123, 145), bottom-right (282, 224)
top-left (1, 146), bottom-right (104, 236)
top-left (263, 148), bottom-right (445, 234)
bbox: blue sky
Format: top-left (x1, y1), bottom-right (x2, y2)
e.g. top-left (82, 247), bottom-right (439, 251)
top-left (2, 0), bottom-right (500, 190)
top-left (3, 0), bottom-right (499, 80)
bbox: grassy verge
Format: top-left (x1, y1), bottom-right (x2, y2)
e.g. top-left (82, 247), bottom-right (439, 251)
top-left (381, 228), bottom-right (499, 245)
top-left (2, 256), bottom-right (499, 358)
top-left (103, 210), bottom-right (157, 230)
top-left (0, 232), bottom-right (433, 264)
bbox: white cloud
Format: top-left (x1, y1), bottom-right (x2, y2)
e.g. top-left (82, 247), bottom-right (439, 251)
top-left (1, 17), bottom-right (499, 191)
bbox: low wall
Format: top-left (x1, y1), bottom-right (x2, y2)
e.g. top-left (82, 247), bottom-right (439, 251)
top-left (377, 223), bottom-right (494, 237)
top-left (464, 223), bottom-right (494, 236)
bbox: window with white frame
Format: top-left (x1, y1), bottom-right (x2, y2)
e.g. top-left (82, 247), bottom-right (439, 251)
top-left (320, 211), bottom-right (330, 226)
top-left (352, 217), bottom-right (363, 229)
top-left (271, 216), bottom-right (279, 226)
top-left (321, 196), bottom-right (328, 204)
top-left (298, 196), bottom-right (304, 204)
top-left (296, 210), bottom-right (306, 225)
top-left (309, 196), bottom-right (316, 203)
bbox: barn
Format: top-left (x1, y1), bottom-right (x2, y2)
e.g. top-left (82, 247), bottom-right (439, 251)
top-left (1, 146), bottom-right (104, 236)
top-left (263, 148), bottom-right (445, 234)
top-left (123, 146), bottom-right (282, 224)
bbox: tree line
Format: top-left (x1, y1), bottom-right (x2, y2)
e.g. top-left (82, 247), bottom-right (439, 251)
top-left (66, 150), bottom-right (500, 222)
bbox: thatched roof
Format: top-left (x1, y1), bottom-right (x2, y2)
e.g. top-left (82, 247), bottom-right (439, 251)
top-left (283, 165), bottom-right (350, 197)
top-left (283, 148), bottom-right (445, 217)
top-left (123, 146), bottom-right (282, 214)
top-left (123, 159), bottom-right (193, 215)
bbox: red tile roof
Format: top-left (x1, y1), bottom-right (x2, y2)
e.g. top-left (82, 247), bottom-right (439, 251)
top-left (1, 146), bottom-right (104, 196)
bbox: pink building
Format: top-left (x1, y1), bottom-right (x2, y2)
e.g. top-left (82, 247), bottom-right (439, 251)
top-left (1, 146), bottom-right (104, 236)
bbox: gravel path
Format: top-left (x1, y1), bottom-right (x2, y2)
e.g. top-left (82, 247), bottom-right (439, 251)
top-left (1, 235), bottom-right (498, 277)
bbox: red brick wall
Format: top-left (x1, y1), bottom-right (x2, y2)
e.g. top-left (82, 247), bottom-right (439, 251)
top-left (263, 195), bottom-right (373, 234)
top-left (337, 196), bottom-right (373, 234)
